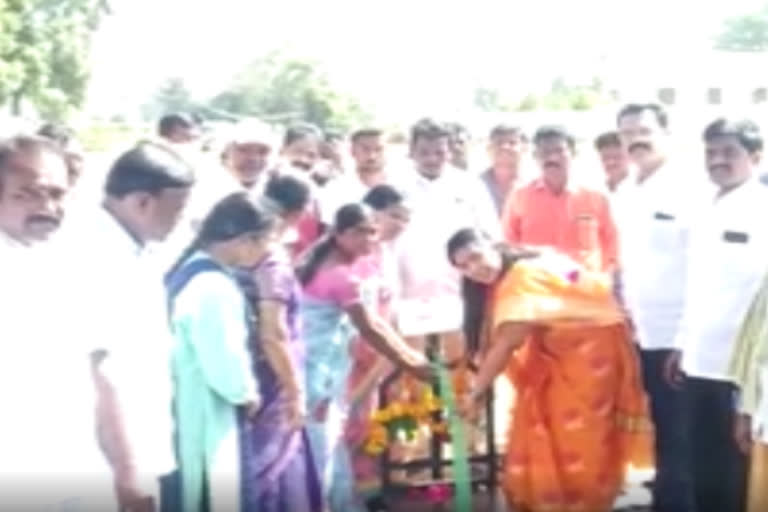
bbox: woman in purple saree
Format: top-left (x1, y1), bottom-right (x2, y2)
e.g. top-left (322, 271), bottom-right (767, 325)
top-left (236, 174), bottom-right (323, 512)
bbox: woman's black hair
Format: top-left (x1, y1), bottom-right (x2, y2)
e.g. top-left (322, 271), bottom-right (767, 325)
top-left (362, 184), bottom-right (404, 211)
top-left (264, 173), bottom-right (311, 215)
top-left (446, 228), bottom-right (537, 357)
top-left (168, 192), bottom-right (276, 277)
top-left (296, 203), bottom-right (372, 286)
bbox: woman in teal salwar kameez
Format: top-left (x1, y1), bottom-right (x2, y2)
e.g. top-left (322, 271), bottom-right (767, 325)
top-left (296, 203), bottom-right (433, 512)
top-left (166, 192), bottom-right (276, 512)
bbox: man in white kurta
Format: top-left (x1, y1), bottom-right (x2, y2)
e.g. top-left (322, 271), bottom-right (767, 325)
top-left (60, 142), bottom-right (194, 511)
top-left (318, 128), bottom-right (392, 226)
top-left (0, 134), bottom-right (115, 510)
top-left (393, 119), bottom-right (501, 358)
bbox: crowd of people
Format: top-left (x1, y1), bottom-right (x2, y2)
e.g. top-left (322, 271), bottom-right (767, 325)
top-left (2, 103), bottom-right (768, 512)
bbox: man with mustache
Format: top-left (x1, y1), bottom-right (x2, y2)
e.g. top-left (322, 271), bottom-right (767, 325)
top-left (667, 118), bottom-right (767, 512)
top-left (318, 128), bottom-right (390, 226)
top-left (0, 134), bottom-right (68, 244)
top-left (501, 125), bottom-right (617, 272)
top-left (613, 102), bottom-right (706, 512)
top-left (0, 134), bottom-right (117, 510)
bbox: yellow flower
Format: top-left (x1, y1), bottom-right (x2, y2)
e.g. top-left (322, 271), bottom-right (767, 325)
top-left (389, 402), bottom-right (405, 418)
top-left (371, 409), bottom-right (389, 423)
top-left (373, 423), bottom-right (388, 436)
top-left (364, 441), bottom-right (385, 455)
top-left (424, 395), bottom-right (442, 412)
top-left (410, 404), bottom-right (426, 418)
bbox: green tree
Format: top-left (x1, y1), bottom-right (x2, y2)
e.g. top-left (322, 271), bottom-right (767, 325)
top-left (570, 89), bottom-right (600, 111)
top-left (473, 87), bottom-right (511, 112)
top-left (715, 5), bottom-right (768, 51)
top-left (141, 77), bottom-right (197, 120)
top-left (0, 0), bottom-right (110, 119)
top-left (515, 93), bottom-right (539, 112)
top-left (209, 52), bottom-right (371, 130)
top-left (512, 77), bottom-right (606, 112)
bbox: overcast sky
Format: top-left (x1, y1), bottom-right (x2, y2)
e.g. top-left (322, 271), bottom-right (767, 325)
top-left (85, 0), bottom-right (765, 119)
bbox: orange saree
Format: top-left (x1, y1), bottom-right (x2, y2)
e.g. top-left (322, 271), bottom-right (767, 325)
top-left (491, 254), bottom-right (654, 512)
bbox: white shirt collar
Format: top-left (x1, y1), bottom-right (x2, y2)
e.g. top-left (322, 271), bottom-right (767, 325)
top-left (617, 162), bottom-right (670, 194)
top-left (712, 176), bottom-right (761, 205)
top-left (411, 165), bottom-right (465, 187)
top-left (95, 206), bottom-right (145, 257)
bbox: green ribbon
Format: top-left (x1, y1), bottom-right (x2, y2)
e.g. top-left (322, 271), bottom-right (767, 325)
top-left (434, 361), bottom-right (473, 512)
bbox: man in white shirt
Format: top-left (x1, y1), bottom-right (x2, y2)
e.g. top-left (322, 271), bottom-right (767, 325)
top-left (319, 128), bottom-right (390, 225)
top-left (593, 130), bottom-right (630, 195)
top-left (668, 118), bottom-right (767, 512)
top-left (479, 124), bottom-right (527, 216)
top-left (394, 118), bottom-right (500, 360)
top-left (191, 118), bottom-right (276, 218)
top-left (278, 123), bottom-right (326, 187)
top-left (0, 134), bottom-right (116, 510)
top-left (615, 103), bottom-right (705, 512)
top-left (157, 119), bottom-right (277, 271)
top-left (447, 122), bottom-right (471, 171)
top-left (66, 142), bottom-right (195, 512)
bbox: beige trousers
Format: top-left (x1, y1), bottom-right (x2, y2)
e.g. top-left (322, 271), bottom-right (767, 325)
top-left (748, 442), bottom-right (768, 512)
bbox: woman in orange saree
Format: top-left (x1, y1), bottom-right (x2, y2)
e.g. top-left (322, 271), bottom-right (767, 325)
top-left (448, 229), bottom-right (654, 512)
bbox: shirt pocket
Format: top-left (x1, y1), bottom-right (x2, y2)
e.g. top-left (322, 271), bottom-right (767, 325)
top-left (719, 228), bottom-right (758, 272)
top-left (573, 213), bottom-right (599, 251)
top-left (648, 211), bottom-right (684, 252)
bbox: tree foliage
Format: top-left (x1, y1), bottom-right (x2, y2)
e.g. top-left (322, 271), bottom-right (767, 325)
top-left (715, 4), bottom-right (768, 51)
top-left (141, 77), bottom-right (196, 120)
top-left (208, 51), bottom-right (371, 130)
top-left (473, 78), bottom-right (607, 113)
top-left (473, 87), bottom-right (510, 112)
top-left (0, 0), bottom-right (109, 119)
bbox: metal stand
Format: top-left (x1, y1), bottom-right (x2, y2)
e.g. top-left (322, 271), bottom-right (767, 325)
top-left (378, 333), bottom-right (498, 496)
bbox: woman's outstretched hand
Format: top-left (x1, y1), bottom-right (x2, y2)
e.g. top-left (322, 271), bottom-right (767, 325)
top-left (457, 389), bottom-right (483, 422)
top-left (407, 361), bottom-right (438, 382)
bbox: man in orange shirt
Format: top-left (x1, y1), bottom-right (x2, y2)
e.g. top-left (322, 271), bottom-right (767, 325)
top-left (502, 125), bottom-right (618, 271)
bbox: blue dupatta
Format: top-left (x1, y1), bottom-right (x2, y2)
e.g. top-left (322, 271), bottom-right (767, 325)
top-left (300, 296), bottom-right (365, 512)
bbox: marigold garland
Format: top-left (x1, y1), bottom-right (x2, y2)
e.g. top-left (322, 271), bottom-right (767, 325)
top-left (363, 368), bottom-right (471, 456)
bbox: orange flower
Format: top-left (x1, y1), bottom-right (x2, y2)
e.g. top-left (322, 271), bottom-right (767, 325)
top-left (389, 402), bottom-right (405, 418)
